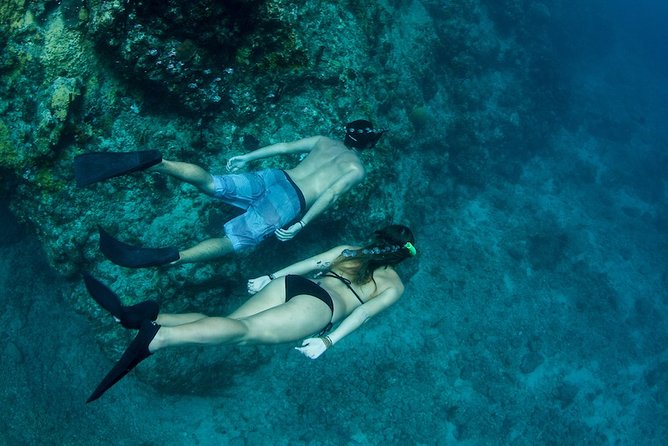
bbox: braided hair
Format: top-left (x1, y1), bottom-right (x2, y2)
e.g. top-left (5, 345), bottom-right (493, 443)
top-left (331, 225), bottom-right (415, 285)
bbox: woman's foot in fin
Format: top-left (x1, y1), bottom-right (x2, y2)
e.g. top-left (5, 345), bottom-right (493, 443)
top-left (121, 300), bottom-right (160, 329)
top-left (86, 320), bottom-right (160, 403)
top-left (82, 273), bottom-right (159, 329)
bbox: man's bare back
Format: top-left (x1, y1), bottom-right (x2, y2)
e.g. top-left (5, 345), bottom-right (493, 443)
top-left (286, 136), bottom-right (365, 207)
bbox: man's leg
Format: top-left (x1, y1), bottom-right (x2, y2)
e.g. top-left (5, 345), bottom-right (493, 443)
top-left (177, 236), bottom-right (235, 263)
top-left (98, 228), bottom-right (236, 267)
top-left (149, 159), bottom-right (216, 195)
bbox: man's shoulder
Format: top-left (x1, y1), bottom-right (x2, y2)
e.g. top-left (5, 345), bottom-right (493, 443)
top-left (332, 152), bottom-right (364, 176)
top-left (312, 136), bottom-right (344, 149)
top-left (311, 137), bottom-right (359, 160)
top-left (344, 150), bottom-right (365, 174)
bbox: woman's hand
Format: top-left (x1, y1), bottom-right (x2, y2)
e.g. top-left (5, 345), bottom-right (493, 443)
top-left (295, 337), bottom-right (328, 359)
top-left (275, 221), bottom-right (304, 241)
top-left (247, 275), bottom-right (271, 294)
top-left (226, 155), bottom-right (248, 172)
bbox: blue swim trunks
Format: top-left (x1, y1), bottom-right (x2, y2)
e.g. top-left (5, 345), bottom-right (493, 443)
top-left (212, 169), bottom-right (306, 252)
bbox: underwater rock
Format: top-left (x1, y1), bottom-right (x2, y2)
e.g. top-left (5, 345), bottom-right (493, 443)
top-left (81, 0), bottom-right (315, 116)
top-left (408, 105), bottom-right (430, 130)
top-left (519, 351), bottom-right (544, 374)
top-left (644, 361), bottom-right (668, 388)
top-left (3, 340), bottom-right (25, 366)
top-left (0, 75), bottom-right (81, 174)
top-left (42, 11), bottom-right (95, 79)
top-left (242, 133), bottom-right (260, 151)
top-left (35, 77), bottom-right (82, 153)
top-left (527, 231), bottom-right (569, 270)
top-left (47, 77), bottom-right (81, 121)
top-left (0, 121), bottom-right (17, 169)
top-left (0, 0), bottom-right (29, 28)
top-left (553, 381), bottom-right (579, 408)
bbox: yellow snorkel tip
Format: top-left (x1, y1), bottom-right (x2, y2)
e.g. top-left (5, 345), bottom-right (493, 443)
top-left (404, 242), bottom-right (417, 257)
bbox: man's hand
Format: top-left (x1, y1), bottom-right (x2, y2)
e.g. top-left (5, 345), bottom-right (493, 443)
top-left (247, 276), bottom-right (271, 294)
top-left (275, 221), bottom-right (304, 241)
top-left (295, 338), bottom-right (327, 359)
top-left (226, 155), bottom-right (248, 172)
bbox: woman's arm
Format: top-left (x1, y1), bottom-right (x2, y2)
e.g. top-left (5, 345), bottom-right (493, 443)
top-left (296, 283), bottom-right (405, 359)
top-left (246, 245), bottom-right (354, 294)
top-left (227, 136), bottom-right (321, 171)
top-left (271, 244), bottom-right (352, 277)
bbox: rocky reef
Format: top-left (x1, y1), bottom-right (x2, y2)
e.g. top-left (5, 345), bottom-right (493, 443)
top-left (1, 0), bottom-right (558, 390)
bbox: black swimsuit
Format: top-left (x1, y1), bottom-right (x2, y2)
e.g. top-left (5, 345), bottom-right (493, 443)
top-left (283, 272), bottom-right (365, 335)
top-left (285, 275), bottom-right (334, 313)
top-left (321, 271), bottom-right (365, 304)
top-left (284, 275), bottom-right (334, 334)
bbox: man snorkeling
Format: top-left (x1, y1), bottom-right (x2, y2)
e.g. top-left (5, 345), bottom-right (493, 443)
top-left (83, 225), bottom-right (416, 402)
top-left (74, 120), bottom-right (387, 268)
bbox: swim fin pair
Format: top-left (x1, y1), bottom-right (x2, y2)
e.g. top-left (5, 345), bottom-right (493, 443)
top-left (83, 273), bottom-right (161, 403)
top-left (74, 150), bottom-right (163, 188)
top-left (74, 150), bottom-right (180, 268)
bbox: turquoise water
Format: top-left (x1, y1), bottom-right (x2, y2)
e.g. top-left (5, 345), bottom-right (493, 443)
top-left (1, 1), bottom-right (667, 445)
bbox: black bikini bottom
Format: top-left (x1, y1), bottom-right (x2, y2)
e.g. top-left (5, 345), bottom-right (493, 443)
top-left (284, 274), bottom-right (334, 315)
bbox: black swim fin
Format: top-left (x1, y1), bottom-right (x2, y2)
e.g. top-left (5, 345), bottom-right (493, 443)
top-left (99, 226), bottom-right (180, 268)
top-left (74, 150), bottom-right (162, 188)
top-left (82, 272), bottom-right (159, 329)
top-left (86, 320), bottom-right (160, 403)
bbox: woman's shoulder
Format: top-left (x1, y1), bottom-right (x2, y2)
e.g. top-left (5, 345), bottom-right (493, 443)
top-left (374, 267), bottom-right (405, 293)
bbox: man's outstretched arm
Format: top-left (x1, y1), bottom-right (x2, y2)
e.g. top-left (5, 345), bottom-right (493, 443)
top-left (227, 136), bottom-right (321, 171)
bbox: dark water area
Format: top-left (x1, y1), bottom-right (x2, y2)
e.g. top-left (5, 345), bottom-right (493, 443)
top-left (2, 1), bottom-right (668, 445)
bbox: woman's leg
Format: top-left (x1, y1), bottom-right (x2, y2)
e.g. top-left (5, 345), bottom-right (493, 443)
top-left (154, 277), bottom-right (286, 328)
top-left (149, 159), bottom-right (216, 195)
top-left (149, 296), bottom-right (331, 353)
top-left (150, 316), bottom-right (249, 352)
top-left (226, 278), bottom-right (287, 319)
top-left (156, 312), bottom-right (207, 327)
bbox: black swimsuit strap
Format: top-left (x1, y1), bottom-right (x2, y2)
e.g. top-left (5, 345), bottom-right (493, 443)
top-left (323, 271), bottom-right (365, 304)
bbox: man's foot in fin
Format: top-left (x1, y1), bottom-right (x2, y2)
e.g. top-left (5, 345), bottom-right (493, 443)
top-left (82, 273), bottom-right (159, 329)
top-left (74, 150), bottom-right (162, 188)
top-left (99, 226), bottom-right (180, 268)
top-left (87, 320), bottom-right (160, 403)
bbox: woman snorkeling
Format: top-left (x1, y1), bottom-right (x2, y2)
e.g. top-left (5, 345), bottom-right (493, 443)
top-left (83, 224), bottom-right (416, 402)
